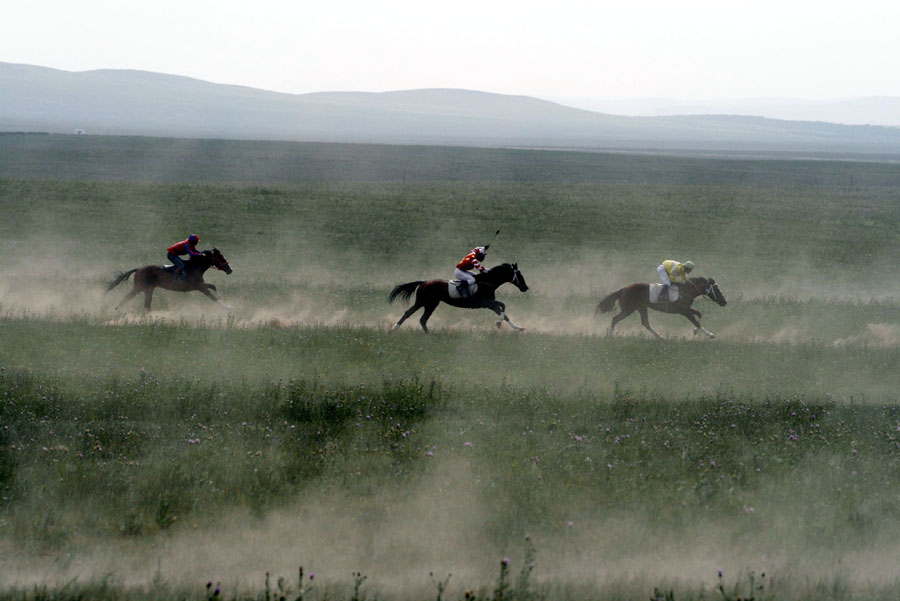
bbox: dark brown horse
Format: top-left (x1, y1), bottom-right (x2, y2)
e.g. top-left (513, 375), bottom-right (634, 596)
top-left (106, 248), bottom-right (233, 311)
top-left (596, 276), bottom-right (727, 339)
top-left (389, 263), bottom-right (529, 332)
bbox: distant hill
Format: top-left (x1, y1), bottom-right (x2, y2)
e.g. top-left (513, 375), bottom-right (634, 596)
top-left (562, 97), bottom-right (900, 127)
top-left (3, 62), bottom-right (900, 154)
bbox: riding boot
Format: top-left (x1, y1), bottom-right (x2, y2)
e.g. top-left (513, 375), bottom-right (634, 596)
top-left (459, 280), bottom-right (470, 298)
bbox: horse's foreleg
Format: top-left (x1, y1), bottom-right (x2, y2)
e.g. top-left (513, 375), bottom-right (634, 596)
top-left (200, 285), bottom-right (233, 310)
top-left (391, 303), bottom-right (422, 331)
top-left (683, 311), bottom-right (715, 338)
top-left (115, 287), bottom-right (141, 310)
top-left (638, 308), bottom-right (663, 339)
top-left (487, 301), bottom-right (525, 331)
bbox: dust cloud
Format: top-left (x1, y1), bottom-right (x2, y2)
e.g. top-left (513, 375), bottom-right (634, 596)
top-left (4, 244), bottom-right (900, 347)
top-left (3, 455), bottom-right (900, 596)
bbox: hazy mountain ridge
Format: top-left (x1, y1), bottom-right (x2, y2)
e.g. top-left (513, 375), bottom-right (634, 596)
top-left (2, 62), bottom-right (900, 153)
top-left (563, 97), bottom-right (900, 127)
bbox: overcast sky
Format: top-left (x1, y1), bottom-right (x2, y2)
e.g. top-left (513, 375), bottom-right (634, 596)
top-left (4, 0), bottom-right (899, 104)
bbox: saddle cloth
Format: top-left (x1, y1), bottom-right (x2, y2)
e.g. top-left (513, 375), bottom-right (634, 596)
top-left (649, 283), bottom-right (680, 303)
top-left (448, 280), bottom-right (479, 299)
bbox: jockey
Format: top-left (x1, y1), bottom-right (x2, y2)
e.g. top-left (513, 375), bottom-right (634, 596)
top-left (657, 259), bottom-right (694, 295)
top-left (455, 246), bottom-right (487, 296)
top-left (167, 234), bottom-right (202, 280)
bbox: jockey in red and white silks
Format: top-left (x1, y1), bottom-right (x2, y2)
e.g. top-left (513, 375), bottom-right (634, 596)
top-left (455, 246), bottom-right (487, 288)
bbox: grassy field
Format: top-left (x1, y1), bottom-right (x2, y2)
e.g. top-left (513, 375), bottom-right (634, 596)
top-left (3, 135), bottom-right (900, 600)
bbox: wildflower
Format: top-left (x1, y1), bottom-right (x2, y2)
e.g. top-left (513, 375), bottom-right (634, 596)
top-left (464, 441), bottom-right (472, 447)
top-left (502, 557), bottom-right (510, 566)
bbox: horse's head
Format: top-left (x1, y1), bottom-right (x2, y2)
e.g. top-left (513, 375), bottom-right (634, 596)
top-left (482, 263), bottom-right (528, 292)
top-left (210, 248), bottom-right (233, 274)
top-left (510, 263), bottom-right (529, 292)
top-left (702, 277), bottom-right (726, 306)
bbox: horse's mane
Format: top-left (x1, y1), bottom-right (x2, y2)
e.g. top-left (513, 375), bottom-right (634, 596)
top-left (482, 263), bottom-right (513, 275)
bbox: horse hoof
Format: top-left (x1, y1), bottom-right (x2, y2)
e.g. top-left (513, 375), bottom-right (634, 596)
top-left (496, 321), bottom-right (502, 329)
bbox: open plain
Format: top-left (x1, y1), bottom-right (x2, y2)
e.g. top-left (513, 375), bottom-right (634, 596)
top-left (2, 134), bottom-right (900, 600)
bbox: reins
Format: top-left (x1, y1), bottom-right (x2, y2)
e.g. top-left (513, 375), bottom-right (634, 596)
top-left (689, 279), bottom-right (716, 300)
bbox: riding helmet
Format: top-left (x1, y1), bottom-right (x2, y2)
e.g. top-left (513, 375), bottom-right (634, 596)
top-left (683, 260), bottom-right (695, 271)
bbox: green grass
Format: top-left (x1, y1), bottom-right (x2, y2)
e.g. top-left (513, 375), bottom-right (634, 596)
top-left (3, 136), bottom-right (900, 598)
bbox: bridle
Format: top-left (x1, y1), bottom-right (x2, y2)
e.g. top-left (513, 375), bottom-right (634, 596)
top-left (211, 251), bottom-right (229, 271)
top-left (689, 279), bottom-right (718, 300)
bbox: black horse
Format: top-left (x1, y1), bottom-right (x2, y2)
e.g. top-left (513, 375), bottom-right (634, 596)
top-left (389, 263), bottom-right (529, 332)
top-left (596, 276), bottom-right (727, 338)
top-left (106, 248), bottom-right (233, 311)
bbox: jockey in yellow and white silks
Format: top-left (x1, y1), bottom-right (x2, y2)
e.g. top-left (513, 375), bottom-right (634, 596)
top-left (657, 259), bottom-right (694, 293)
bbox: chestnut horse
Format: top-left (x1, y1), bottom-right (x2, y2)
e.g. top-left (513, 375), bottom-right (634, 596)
top-left (596, 276), bottom-right (726, 339)
top-left (389, 263), bottom-right (529, 332)
top-left (106, 248), bottom-right (233, 311)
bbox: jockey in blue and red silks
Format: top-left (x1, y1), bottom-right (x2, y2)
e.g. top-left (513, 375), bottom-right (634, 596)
top-left (167, 234), bottom-right (202, 280)
top-left (455, 246), bottom-right (487, 296)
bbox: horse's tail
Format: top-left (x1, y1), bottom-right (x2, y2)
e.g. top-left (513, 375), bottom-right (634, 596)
top-left (105, 268), bottom-right (138, 294)
top-left (596, 288), bottom-right (623, 315)
top-left (389, 281), bottom-right (424, 304)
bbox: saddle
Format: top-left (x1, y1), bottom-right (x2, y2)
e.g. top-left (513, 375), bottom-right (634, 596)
top-left (163, 264), bottom-right (193, 279)
top-left (649, 283), bottom-right (680, 303)
top-left (448, 280), bottom-right (479, 299)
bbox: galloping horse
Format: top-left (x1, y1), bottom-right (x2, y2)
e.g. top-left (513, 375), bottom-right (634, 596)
top-left (106, 248), bottom-right (233, 311)
top-left (596, 276), bottom-right (727, 339)
top-left (389, 263), bottom-right (529, 332)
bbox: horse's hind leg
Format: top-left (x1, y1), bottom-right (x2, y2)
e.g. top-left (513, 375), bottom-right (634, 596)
top-left (419, 302), bottom-right (439, 332)
top-left (391, 303), bottom-right (422, 331)
top-left (638, 307), bottom-right (663, 339)
top-left (607, 309), bottom-right (633, 336)
top-left (115, 287), bottom-right (141, 310)
top-left (143, 289), bottom-right (154, 311)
